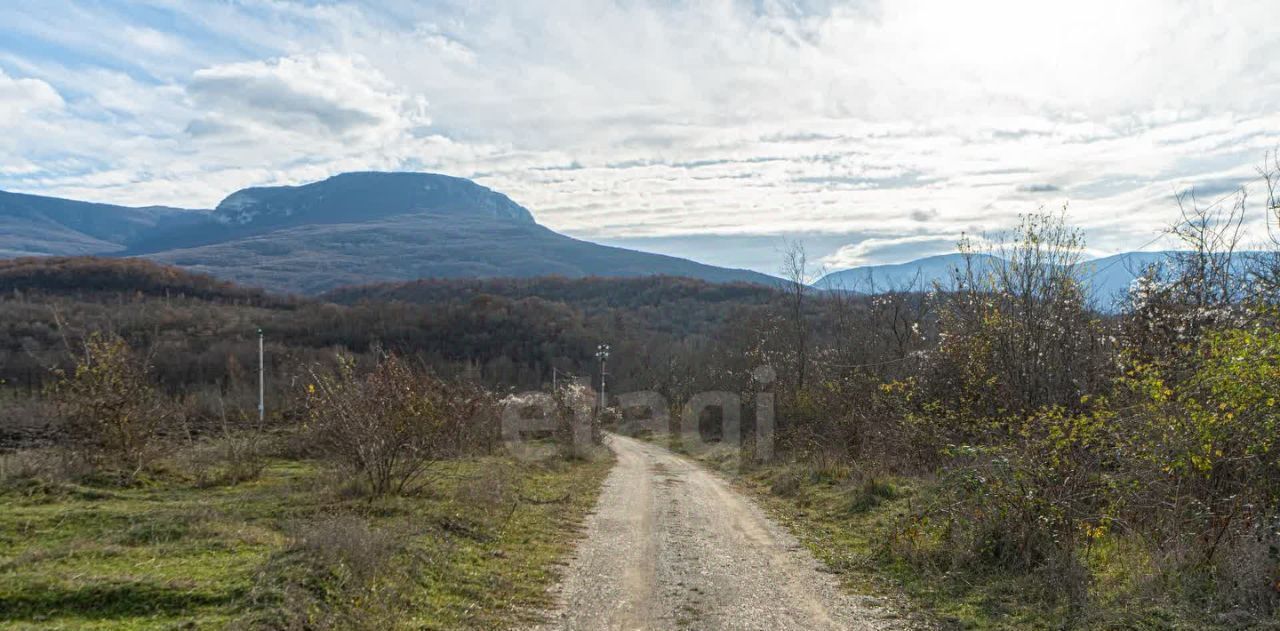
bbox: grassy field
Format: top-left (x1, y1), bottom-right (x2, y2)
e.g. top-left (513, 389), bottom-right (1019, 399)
top-left (0, 447), bottom-right (612, 630)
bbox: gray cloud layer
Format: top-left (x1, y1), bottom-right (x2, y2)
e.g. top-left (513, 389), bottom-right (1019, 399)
top-left (1, 0), bottom-right (1278, 272)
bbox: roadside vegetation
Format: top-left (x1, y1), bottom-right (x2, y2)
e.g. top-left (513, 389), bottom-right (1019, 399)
top-left (0, 336), bottom-right (609, 629)
top-left (648, 154), bottom-right (1280, 629)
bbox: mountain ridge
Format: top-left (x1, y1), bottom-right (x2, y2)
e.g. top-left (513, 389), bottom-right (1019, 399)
top-left (816, 250), bottom-right (1267, 308)
top-left (210, 172), bottom-right (535, 227)
top-left (0, 189), bottom-right (206, 257)
top-left (0, 173), bottom-right (780, 292)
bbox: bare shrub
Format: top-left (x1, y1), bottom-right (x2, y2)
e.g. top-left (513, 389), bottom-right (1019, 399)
top-left (1123, 187), bottom-right (1255, 370)
top-left (1256, 149), bottom-right (1280, 304)
top-left (554, 381), bottom-right (600, 459)
top-left (0, 450), bottom-right (47, 482)
top-left (780, 371), bottom-right (899, 467)
top-left (47, 332), bottom-right (173, 475)
top-left (439, 377), bottom-right (501, 456)
top-left (303, 352), bottom-right (494, 496)
top-left (1208, 516), bottom-right (1280, 617)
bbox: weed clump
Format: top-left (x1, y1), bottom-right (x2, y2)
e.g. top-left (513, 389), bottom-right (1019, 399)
top-left (239, 515), bottom-right (413, 630)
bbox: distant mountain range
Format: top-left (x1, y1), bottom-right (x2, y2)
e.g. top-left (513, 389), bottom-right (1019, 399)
top-left (5, 173), bottom-right (1262, 302)
top-left (0, 173), bottom-right (778, 293)
top-left (816, 251), bottom-right (1260, 308)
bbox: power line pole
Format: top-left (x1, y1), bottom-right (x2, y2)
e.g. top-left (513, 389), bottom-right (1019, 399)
top-left (257, 328), bottom-right (265, 425)
top-left (595, 343), bottom-right (610, 412)
top-left (552, 366), bottom-right (558, 392)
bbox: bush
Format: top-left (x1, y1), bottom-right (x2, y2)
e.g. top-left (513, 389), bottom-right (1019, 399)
top-left (1118, 318), bottom-right (1280, 616)
top-left (553, 382), bottom-right (600, 459)
top-left (0, 397), bottom-right (58, 450)
top-left (923, 213), bottom-right (1114, 424)
top-left (303, 352), bottom-right (495, 496)
top-left (47, 332), bottom-right (172, 475)
top-left (893, 405), bottom-right (1118, 616)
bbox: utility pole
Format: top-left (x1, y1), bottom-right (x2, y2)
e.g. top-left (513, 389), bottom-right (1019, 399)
top-left (595, 343), bottom-right (610, 412)
top-left (552, 366), bottom-right (558, 392)
top-left (257, 328), bottom-right (265, 425)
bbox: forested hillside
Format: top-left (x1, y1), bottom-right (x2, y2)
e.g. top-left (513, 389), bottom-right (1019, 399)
top-left (0, 259), bottom-right (787, 415)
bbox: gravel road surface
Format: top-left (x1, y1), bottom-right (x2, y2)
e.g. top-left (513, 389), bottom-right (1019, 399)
top-left (535, 434), bottom-right (908, 630)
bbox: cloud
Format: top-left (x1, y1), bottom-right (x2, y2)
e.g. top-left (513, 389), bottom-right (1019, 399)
top-left (0, 68), bottom-right (63, 122)
top-left (122, 25), bottom-right (185, 56)
top-left (1017, 183), bottom-right (1061, 193)
top-left (820, 235), bottom-right (962, 269)
top-left (0, 1), bottom-right (1279, 274)
top-left (186, 54), bottom-right (429, 139)
top-left (1180, 177), bottom-right (1252, 200)
top-left (909, 208), bottom-right (939, 222)
top-left (0, 159), bottom-right (41, 176)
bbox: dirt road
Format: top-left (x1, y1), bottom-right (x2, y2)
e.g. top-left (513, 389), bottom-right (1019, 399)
top-left (536, 434), bottom-right (906, 630)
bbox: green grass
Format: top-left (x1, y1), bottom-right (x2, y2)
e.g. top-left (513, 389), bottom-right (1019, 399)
top-left (0, 450), bottom-right (612, 630)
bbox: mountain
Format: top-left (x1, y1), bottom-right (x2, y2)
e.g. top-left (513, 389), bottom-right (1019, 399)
top-left (814, 253), bottom-right (998, 292)
top-left (125, 172), bottom-right (536, 253)
top-left (0, 190), bottom-right (204, 257)
top-left (816, 250), bottom-right (1267, 309)
top-left (1074, 252), bottom-right (1173, 303)
top-left (815, 252), bottom-right (1174, 299)
top-left (0, 173), bottom-right (779, 293)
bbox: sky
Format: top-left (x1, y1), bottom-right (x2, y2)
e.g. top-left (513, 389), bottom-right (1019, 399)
top-left (1, 0), bottom-right (1278, 276)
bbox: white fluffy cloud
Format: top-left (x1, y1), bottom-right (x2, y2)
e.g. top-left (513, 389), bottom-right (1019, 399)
top-left (0, 68), bottom-right (62, 122)
top-left (820, 235), bottom-right (963, 270)
top-left (186, 54), bottom-right (429, 140)
top-left (1, 0), bottom-right (1279, 273)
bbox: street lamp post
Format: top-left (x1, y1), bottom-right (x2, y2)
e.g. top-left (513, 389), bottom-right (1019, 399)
top-left (257, 328), bottom-right (264, 425)
top-left (595, 343), bottom-right (610, 412)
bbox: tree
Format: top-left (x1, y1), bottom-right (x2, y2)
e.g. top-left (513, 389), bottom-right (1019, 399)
top-left (779, 240), bottom-right (814, 393)
top-left (50, 332), bottom-right (170, 473)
